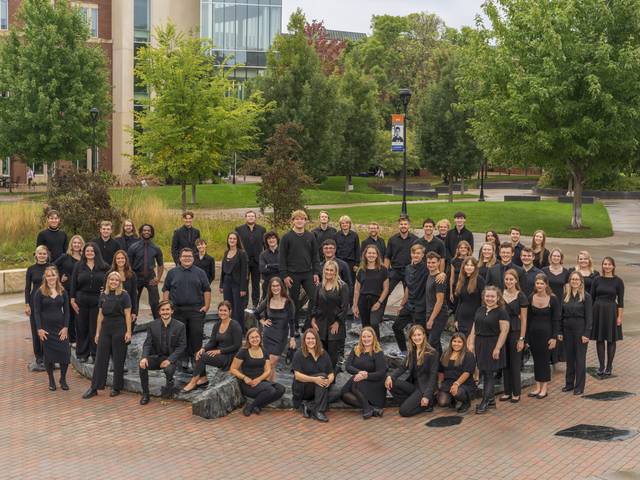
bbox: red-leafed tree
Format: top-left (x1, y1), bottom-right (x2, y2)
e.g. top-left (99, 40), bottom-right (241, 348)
top-left (304, 20), bottom-right (348, 75)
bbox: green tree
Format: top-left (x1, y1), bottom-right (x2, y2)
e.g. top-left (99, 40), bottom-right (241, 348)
top-left (458, 0), bottom-right (640, 228)
top-left (0, 0), bottom-right (110, 173)
top-left (133, 24), bottom-right (267, 211)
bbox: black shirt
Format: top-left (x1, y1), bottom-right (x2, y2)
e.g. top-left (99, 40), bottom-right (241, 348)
top-left (127, 240), bottom-right (164, 279)
top-left (533, 248), bottom-right (550, 269)
top-left (204, 319), bottom-right (243, 353)
top-left (194, 253), bottom-right (215, 284)
top-left (70, 262), bottom-right (108, 298)
top-left (361, 236), bottom-right (386, 259)
top-left (292, 350), bottom-right (333, 377)
top-left (445, 226), bottom-right (474, 258)
top-left (335, 230), bottom-right (360, 264)
top-left (99, 291), bottom-right (132, 320)
top-left (512, 242), bottom-right (525, 266)
top-left (160, 321), bottom-right (171, 356)
top-left (54, 254), bottom-right (79, 291)
top-left (405, 262), bottom-right (427, 312)
top-left (116, 234), bottom-right (140, 252)
top-left (259, 248), bottom-right (279, 278)
top-left (474, 306), bottom-right (509, 336)
top-left (504, 291), bottom-right (529, 332)
top-left (171, 225), bottom-right (201, 263)
top-left (235, 224), bottom-right (266, 264)
top-left (279, 230), bottom-right (320, 277)
top-left (235, 348), bottom-right (268, 379)
top-left (36, 228), bottom-right (68, 263)
top-left (415, 235), bottom-right (446, 259)
top-left (486, 262), bottom-right (526, 291)
top-left (562, 292), bottom-right (593, 337)
top-left (385, 232), bottom-right (418, 270)
top-left (355, 266), bottom-right (389, 296)
top-left (162, 265), bottom-right (211, 307)
top-left (426, 272), bottom-right (447, 318)
top-left (312, 226), bottom-right (337, 258)
top-left (92, 237), bottom-right (119, 266)
top-left (25, 263), bottom-right (50, 303)
top-left (521, 265), bottom-right (543, 297)
top-left (441, 352), bottom-right (476, 387)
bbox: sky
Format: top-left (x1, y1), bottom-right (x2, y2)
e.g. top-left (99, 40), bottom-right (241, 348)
top-left (281, 0), bottom-right (487, 33)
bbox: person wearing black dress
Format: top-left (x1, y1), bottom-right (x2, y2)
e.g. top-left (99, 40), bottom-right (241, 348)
top-left (590, 257), bottom-right (624, 376)
top-left (353, 245), bottom-right (389, 339)
top-left (416, 218), bottom-right (446, 272)
top-left (335, 215), bottom-right (360, 286)
top-left (55, 235), bottom-right (84, 345)
top-left (25, 245), bottom-right (51, 367)
top-left (36, 210), bottom-right (68, 263)
top-left (253, 276), bottom-right (296, 380)
top-left (230, 328), bottom-right (286, 416)
top-left (341, 327), bottom-right (388, 419)
top-left (520, 247), bottom-right (543, 297)
top-left (259, 231), bottom-right (280, 299)
top-left (454, 257), bottom-right (485, 337)
top-left (235, 211), bottom-right (266, 307)
top-left (542, 248), bottom-right (570, 302)
top-left (485, 230), bottom-right (500, 254)
top-left (448, 240), bottom-right (471, 312)
top-left (360, 221), bottom-right (386, 259)
top-left (82, 271), bottom-right (133, 399)
top-left (127, 223), bottom-right (164, 321)
top-left (34, 266), bottom-right (71, 391)
top-left (437, 332), bottom-right (477, 413)
top-left (486, 242), bottom-right (526, 290)
top-left (109, 250), bottom-right (139, 327)
top-left (385, 325), bottom-right (439, 417)
top-left (444, 211), bottom-right (474, 258)
top-left (194, 239), bottom-right (216, 284)
top-left (92, 221), bottom-right (119, 266)
top-left (70, 243), bottom-right (109, 363)
top-left (219, 232), bottom-right (249, 330)
top-left (499, 269), bottom-right (528, 403)
top-left (478, 242), bottom-right (497, 280)
top-left (312, 211), bottom-right (337, 261)
top-left (181, 301), bottom-right (243, 392)
top-left (115, 219), bottom-right (140, 252)
top-left (560, 271), bottom-right (592, 395)
top-left (384, 215), bottom-right (418, 303)
top-left (531, 230), bottom-right (550, 269)
top-left (526, 274), bottom-right (561, 399)
top-left (171, 211), bottom-right (201, 264)
top-left (467, 286), bottom-right (510, 414)
top-left (311, 261), bottom-right (350, 369)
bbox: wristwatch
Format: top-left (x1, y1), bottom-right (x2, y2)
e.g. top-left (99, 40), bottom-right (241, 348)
top-left (518, 337), bottom-right (525, 341)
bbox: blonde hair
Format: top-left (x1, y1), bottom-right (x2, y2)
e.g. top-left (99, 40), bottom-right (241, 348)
top-left (436, 218), bottom-right (451, 230)
top-left (479, 242), bottom-right (497, 268)
top-left (407, 325), bottom-right (435, 366)
top-left (100, 220), bottom-right (112, 228)
top-left (564, 271), bottom-right (585, 303)
top-left (354, 327), bottom-right (382, 356)
top-left (104, 271), bottom-right (124, 295)
top-left (339, 215), bottom-right (352, 226)
top-left (321, 260), bottom-right (343, 292)
top-left (575, 250), bottom-right (594, 273)
top-left (290, 210), bottom-right (308, 221)
top-left (482, 285), bottom-right (505, 307)
top-left (66, 234), bottom-right (85, 255)
top-left (549, 247), bottom-right (564, 264)
top-left (35, 245), bottom-right (49, 260)
top-left (39, 266), bottom-right (64, 297)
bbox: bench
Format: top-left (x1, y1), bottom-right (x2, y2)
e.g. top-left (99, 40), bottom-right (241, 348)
top-left (504, 195), bottom-right (541, 202)
top-left (557, 196), bottom-right (595, 204)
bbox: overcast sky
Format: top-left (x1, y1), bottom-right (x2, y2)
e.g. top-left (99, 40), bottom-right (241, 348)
top-left (282, 0), bottom-right (487, 33)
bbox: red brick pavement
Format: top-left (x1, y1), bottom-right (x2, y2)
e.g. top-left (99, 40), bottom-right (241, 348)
top-left (2, 320), bottom-right (639, 480)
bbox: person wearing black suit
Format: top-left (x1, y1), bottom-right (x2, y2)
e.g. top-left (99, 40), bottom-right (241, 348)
top-left (139, 300), bottom-right (187, 405)
top-left (36, 210), bottom-right (68, 263)
top-left (486, 242), bottom-right (526, 290)
top-left (171, 211), bottom-right (201, 264)
top-left (259, 231), bottom-right (281, 299)
top-left (92, 221), bottom-right (119, 266)
top-left (235, 211), bottom-right (266, 306)
top-left (219, 232), bottom-right (249, 331)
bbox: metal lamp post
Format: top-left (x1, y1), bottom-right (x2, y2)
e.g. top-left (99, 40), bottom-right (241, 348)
top-left (479, 160), bottom-right (486, 202)
top-left (399, 88), bottom-right (412, 215)
top-left (90, 107), bottom-right (99, 172)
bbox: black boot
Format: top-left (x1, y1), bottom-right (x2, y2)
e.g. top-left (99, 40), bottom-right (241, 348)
top-left (475, 400), bottom-right (489, 414)
top-left (140, 393), bottom-right (150, 405)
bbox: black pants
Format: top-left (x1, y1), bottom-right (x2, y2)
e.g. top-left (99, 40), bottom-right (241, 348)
top-left (437, 385), bottom-right (472, 407)
top-left (502, 330), bottom-right (522, 397)
top-left (28, 306), bottom-right (43, 361)
top-left (76, 292), bottom-right (100, 360)
top-left (427, 315), bottom-right (447, 359)
top-left (564, 320), bottom-right (588, 391)
top-left (529, 324), bottom-right (553, 382)
top-left (223, 276), bottom-right (247, 331)
top-left (91, 319), bottom-right (127, 391)
top-left (292, 377), bottom-right (330, 413)
top-left (248, 262), bottom-right (261, 306)
top-left (358, 294), bottom-right (383, 339)
top-left (193, 351), bottom-right (232, 376)
top-left (480, 369), bottom-right (497, 403)
top-left (392, 308), bottom-right (424, 352)
top-left (288, 272), bottom-right (316, 330)
top-left (139, 355), bottom-right (176, 394)
top-left (390, 379), bottom-right (432, 417)
top-left (137, 276), bottom-right (160, 320)
top-left (321, 339), bottom-right (343, 370)
top-left (173, 306), bottom-right (205, 361)
top-left (240, 381), bottom-right (285, 409)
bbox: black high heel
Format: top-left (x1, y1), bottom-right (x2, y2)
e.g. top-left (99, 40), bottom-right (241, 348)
top-left (59, 379), bottom-right (69, 391)
top-left (48, 382), bottom-right (57, 392)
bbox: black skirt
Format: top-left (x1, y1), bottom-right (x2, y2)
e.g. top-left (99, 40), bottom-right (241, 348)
top-left (475, 336), bottom-right (505, 371)
top-left (591, 299), bottom-right (623, 342)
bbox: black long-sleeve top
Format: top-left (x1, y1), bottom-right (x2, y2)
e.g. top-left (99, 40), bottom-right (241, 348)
top-left (361, 236), bottom-right (386, 259)
top-left (253, 298), bottom-right (297, 338)
top-left (219, 250), bottom-right (248, 291)
top-left (486, 262), bottom-right (526, 291)
top-left (204, 319), bottom-right (243, 353)
top-left (385, 232), bottom-right (418, 271)
top-left (404, 262), bottom-right (428, 313)
top-left (142, 318), bottom-right (187, 364)
top-left (590, 276), bottom-right (624, 308)
top-left (92, 237), bottom-right (119, 266)
top-left (562, 292), bottom-right (593, 337)
top-left (533, 248), bottom-right (550, 269)
top-left (25, 262), bottom-right (50, 304)
top-left (127, 240), bottom-right (164, 279)
top-left (171, 225), bottom-right (201, 263)
top-left (235, 224), bottom-right (266, 265)
top-left (259, 247), bottom-right (280, 278)
top-left (116, 234), bottom-right (140, 252)
top-left (345, 349), bottom-right (388, 381)
top-left (70, 262), bottom-right (108, 298)
top-left (527, 294), bottom-right (562, 338)
top-left (511, 242), bottom-right (525, 267)
top-left (33, 289), bottom-right (70, 330)
top-left (444, 226), bottom-right (474, 258)
top-left (312, 282), bottom-right (350, 341)
top-left (54, 254), bottom-right (79, 292)
top-left (312, 225), bottom-right (337, 258)
top-left (194, 253), bottom-right (216, 284)
top-left (162, 265), bottom-right (211, 307)
top-left (335, 230), bottom-right (360, 264)
top-left (390, 351), bottom-right (439, 397)
top-left (279, 230), bottom-right (320, 277)
top-left (292, 350), bottom-right (333, 377)
top-left (36, 228), bottom-right (68, 263)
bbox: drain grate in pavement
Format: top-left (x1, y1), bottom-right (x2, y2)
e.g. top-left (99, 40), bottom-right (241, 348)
top-left (426, 416), bottom-right (463, 428)
top-left (582, 391), bottom-right (635, 401)
top-left (556, 424), bottom-right (638, 442)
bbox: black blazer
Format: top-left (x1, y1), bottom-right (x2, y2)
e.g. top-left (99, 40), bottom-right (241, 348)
top-left (390, 351), bottom-right (439, 397)
top-left (486, 263), bottom-right (526, 291)
top-left (219, 250), bottom-right (249, 291)
top-left (142, 318), bottom-right (187, 364)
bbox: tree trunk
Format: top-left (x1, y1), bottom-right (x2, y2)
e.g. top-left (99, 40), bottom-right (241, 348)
top-left (448, 176), bottom-right (453, 203)
top-left (181, 181), bottom-right (187, 212)
top-left (571, 171), bottom-right (583, 229)
top-left (191, 182), bottom-right (197, 204)
top-left (461, 177), bottom-right (465, 194)
top-left (345, 174), bottom-right (352, 193)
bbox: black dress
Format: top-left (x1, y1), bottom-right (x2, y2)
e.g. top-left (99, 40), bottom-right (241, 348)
top-left (542, 267), bottom-right (569, 302)
top-left (33, 290), bottom-right (71, 364)
top-left (454, 276), bottom-right (485, 336)
top-left (533, 249), bottom-right (550, 269)
top-left (473, 306), bottom-right (508, 371)
top-left (440, 352), bottom-right (477, 396)
top-left (590, 276), bottom-right (624, 342)
top-left (234, 348), bottom-right (285, 409)
top-left (253, 299), bottom-right (296, 356)
top-left (25, 262), bottom-right (50, 359)
top-left (341, 349), bottom-right (388, 408)
top-left (312, 282), bottom-right (350, 366)
top-left (527, 295), bottom-right (561, 382)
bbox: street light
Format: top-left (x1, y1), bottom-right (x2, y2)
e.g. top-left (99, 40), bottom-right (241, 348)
top-left (399, 88), bottom-right (412, 215)
top-left (90, 107), bottom-right (99, 172)
top-left (479, 160), bottom-right (486, 202)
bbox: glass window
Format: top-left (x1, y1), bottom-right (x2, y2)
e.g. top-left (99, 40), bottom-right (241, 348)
top-left (258, 6), bottom-right (269, 51)
top-left (234, 50), bottom-right (246, 65)
top-left (201, 2), bottom-right (211, 40)
top-left (78, 6), bottom-right (99, 37)
top-left (236, 3), bottom-right (247, 50)
top-left (224, 3), bottom-right (236, 50)
top-left (1, 157), bottom-right (9, 176)
top-left (247, 5), bottom-right (258, 50)
top-left (134, 0), bottom-right (150, 42)
top-left (1, 0), bottom-right (8, 31)
top-left (134, 43), bottom-right (148, 96)
top-left (213, 2), bottom-right (225, 49)
top-left (269, 5), bottom-right (281, 44)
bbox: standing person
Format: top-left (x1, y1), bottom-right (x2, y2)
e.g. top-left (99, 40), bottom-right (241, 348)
top-left (229, 328), bottom-right (286, 416)
top-left (531, 230), bottom-right (550, 269)
top-left (520, 247), bottom-right (543, 296)
top-left (70, 243), bottom-right (109, 363)
top-left (36, 210), bottom-right (68, 263)
top-left (253, 277), bottom-right (297, 380)
top-left (449, 241), bottom-right (472, 306)
top-left (335, 215), bottom-right (360, 286)
top-left (171, 211), bottom-right (201, 264)
top-left (560, 272), bottom-right (592, 395)
top-left (353, 245), bottom-right (389, 339)
top-left (291, 328), bottom-right (335, 423)
top-left (425, 252), bottom-right (448, 358)
top-left (235, 211), bottom-right (266, 307)
top-left (312, 211), bottom-right (337, 260)
top-left (385, 325), bottom-right (439, 417)
top-left (526, 274), bottom-right (561, 399)
top-left (92, 220), bottom-right (118, 266)
top-left (109, 250), bottom-right (138, 328)
top-left (319, 239), bottom-right (352, 290)
top-left (26, 166), bottom-right (34, 189)
top-left (445, 211), bottom-right (474, 258)
top-left (508, 227), bottom-right (525, 267)
top-left (311, 260), bottom-right (350, 369)
top-left (341, 327), bottom-right (388, 419)
top-left (279, 210), bottom-right (320, 331)
top-left (500, 269), bottom-right (528, 403)
top-left (219, 232), bottom-right (249, 330)
top-left (486, 242), bottom-right (526, 290)
top-left (590, 257), bottom-right (624, 376)
top-left (360, 222), bottom-right (386, 259)
top-left (467, 286), bottom-right (510, 414)
top-left (416, 218), bottom-right (446, 271)
top-left (194, 239), bottom-right (215, 285)
top-left (437, 333), bottom-right (477, 413)
top-left (570, 250), bottom-right (600, 293)
top-left (139, 300), bottom-right (187, 405)
top-left (55, 235), bottom-right (85, 344)
top-left (485, 230), bottom-right (500, 253)
top-left (82, 271), bottom-right (132, 399)
top-left (259, 231), bottom-right (280, 299)
top-left (384, 215), bottom-right (418, 301)
top-left (478, 242), bottom-right (497, 280)
top-left (454, 257), bottom-right (485, 337)
top-left (127, 224), bottom-right (164, 321)
top-left (34, 266), bottom-right (71, 391)
top-left (542, 248), bottom-right (570, 301)
top-left (436, 219), bottom-right (450, 246)
top-left (25, 245), bottom-right (51, 367)
top-left (181, 301), bottom-right (243, 392)
top-left (162, 248), bottom-right (211, 369)
top-left (115, 219), bottom-right (139, 252)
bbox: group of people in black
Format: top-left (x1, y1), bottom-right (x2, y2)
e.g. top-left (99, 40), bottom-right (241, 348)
top-left (26, 207), bottom-right (624, 421)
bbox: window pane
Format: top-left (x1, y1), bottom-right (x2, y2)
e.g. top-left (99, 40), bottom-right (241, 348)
top-left (269, 5), bottom-right (281, 44)
top-left (224, 3), bottom-right (236, 50)
top-left (91, 8), bottom-right (99, 37)
top-left (134, 0), bottom-right (149, 42)
top-left (247, 5), bottom-right (258, 49)
top-left (236, 3), bottom-right (247, 50)
top-left (201, 2), bottom-right (211, 40)
top-left (258, 6), bottom-right (269, 50)
top-left (213, 2), bottom-right (225, 49)
top-left (1, 0), bottom-right (8, 30)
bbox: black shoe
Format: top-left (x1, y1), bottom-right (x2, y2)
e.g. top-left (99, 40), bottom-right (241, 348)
top-left (510, 397), bottom-right (520, 403)
top-left (253, 406), bottom-right (261, 415)
top-left (604, 368), bottom-right (612, 376)
top-left (48, 382), bottom-right (56, 392)
top-left (372, 407), bottom-right (384, 418)
top-left (301, 403), bottom-right (311, 419)
top-left (536, 393), bottom-right (548, 399)
top-left (573, 389), bottom-right (584, 396)
top-left (140, 394), bottom-right (150, 405)
top-left (596, 368), bottom-right (605, 377)
top-left (425, 404), bottom-right (434, 413)
top-left (109, 389), bottom-right (120, 397)
top-left (499, 395), bottom-right (512, 402)
top-left (243, 404), bottom-right (254, 417)
top-left (59, 379), bottom-right (69, 391)
top-left (313, 411), bottom-right (329, 423)
top-left (362, 409), bottom-right (374, 420)
top-left (457, 401), bottom-right (471, 414)
top-left (562, 385), bottom-right (574, 392)
top-left (475, 401), bottom-right (489, 414)
top-left (488, 398), bottom-right (496, 409)
top-left (527, 392), bottom-right (540, 398)
top-left (82, 388), bottom-right (98, 399)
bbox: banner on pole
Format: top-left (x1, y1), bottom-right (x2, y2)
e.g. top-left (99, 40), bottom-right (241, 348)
top-left (391, 114), bottom-right (405, 152)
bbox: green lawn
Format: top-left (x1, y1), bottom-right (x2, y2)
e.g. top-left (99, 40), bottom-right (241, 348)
top-left (316, 200), bottom-right (612, 238)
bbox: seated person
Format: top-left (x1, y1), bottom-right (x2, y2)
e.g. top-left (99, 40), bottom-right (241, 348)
top-left (437, 332), bottom-right (477, 413)
top-left (229, 328), bottom-right (286, 416)
top-left (139, 300), bottom-right (187, 405)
